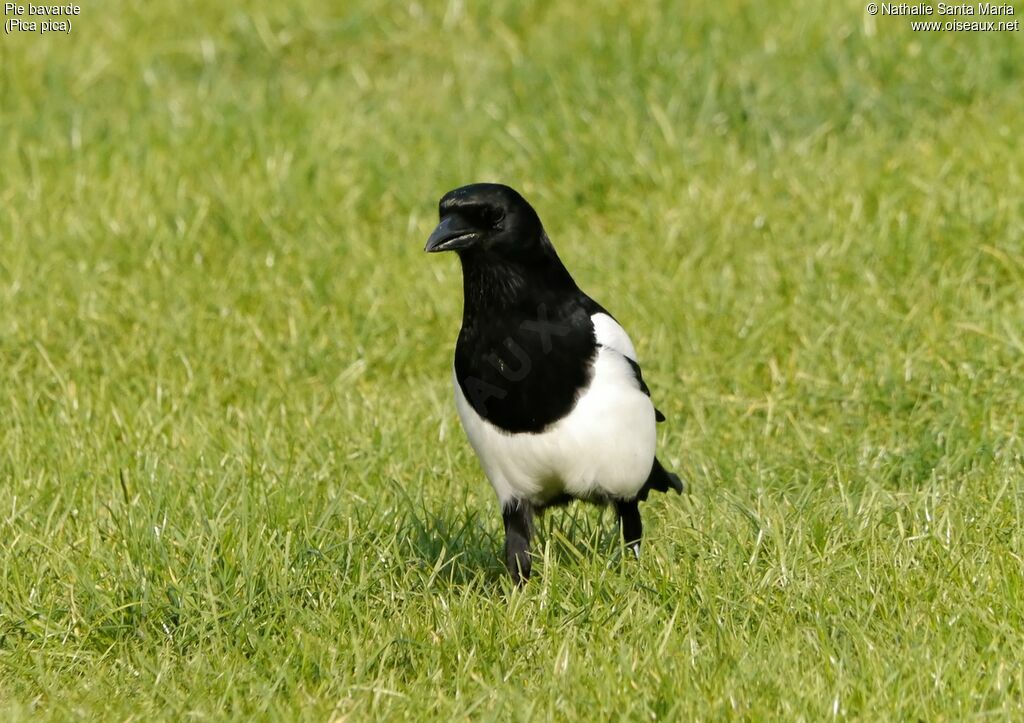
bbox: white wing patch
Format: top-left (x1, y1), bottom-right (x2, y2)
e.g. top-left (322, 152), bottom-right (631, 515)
top-left (452, 312), bottom-right (656, 507)
top-left (591, 312), bottom-right (638, 362)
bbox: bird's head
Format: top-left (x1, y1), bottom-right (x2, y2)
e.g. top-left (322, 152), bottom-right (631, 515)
top-left (424, 183), bottom-right (544, 257)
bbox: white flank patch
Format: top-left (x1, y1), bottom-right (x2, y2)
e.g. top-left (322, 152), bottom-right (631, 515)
top-left (453, 313), bottom-right (657, 506)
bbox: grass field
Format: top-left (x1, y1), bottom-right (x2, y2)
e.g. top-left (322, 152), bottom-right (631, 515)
top-left (2, 0), bottom-right (1024, 719)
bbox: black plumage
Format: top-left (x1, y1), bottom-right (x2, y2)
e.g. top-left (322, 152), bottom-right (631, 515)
top-left (425, 183), bottom-right (683, 584)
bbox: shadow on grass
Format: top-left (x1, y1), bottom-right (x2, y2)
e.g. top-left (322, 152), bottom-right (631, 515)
top-left (398, 504), bottom-right (508, 587)
top-left (394, 488), bottom-right (632, 591)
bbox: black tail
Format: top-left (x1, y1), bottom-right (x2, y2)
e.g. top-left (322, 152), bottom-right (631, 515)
top-left (636, 457), bottom-right (685, 501)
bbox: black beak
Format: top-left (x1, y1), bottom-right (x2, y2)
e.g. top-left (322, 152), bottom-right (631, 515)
top-left (425, 214), bottom-right (479, 253)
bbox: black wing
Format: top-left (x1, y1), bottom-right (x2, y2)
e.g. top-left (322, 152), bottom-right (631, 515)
top-left (623, 357), bottom-right (666, 422)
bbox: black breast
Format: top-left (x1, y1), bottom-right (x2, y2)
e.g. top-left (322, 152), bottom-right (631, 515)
top-left (454, 293), bottom-right (597, 434)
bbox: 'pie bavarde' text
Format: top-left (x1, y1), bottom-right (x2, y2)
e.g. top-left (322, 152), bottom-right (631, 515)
top-left (4, 4), bottom-right (80, 35)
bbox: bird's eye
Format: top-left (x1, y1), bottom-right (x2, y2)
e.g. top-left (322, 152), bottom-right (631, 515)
top-left (484, 208), bottom-right (505, 228)
top-left (469, 206), bottom-right (503, 229)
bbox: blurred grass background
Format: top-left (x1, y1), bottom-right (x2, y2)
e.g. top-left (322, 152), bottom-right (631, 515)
top-left (1, 0), bottom-right (1023, 719)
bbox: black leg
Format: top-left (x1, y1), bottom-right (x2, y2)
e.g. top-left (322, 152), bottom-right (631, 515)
top-left (502, 500), bottom-right (533, 585)
top-left (614, 498), bottom-right (642, 558)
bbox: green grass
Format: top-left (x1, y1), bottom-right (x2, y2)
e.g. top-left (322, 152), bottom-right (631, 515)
top-left (2, 0), bottom-right (1023, 718)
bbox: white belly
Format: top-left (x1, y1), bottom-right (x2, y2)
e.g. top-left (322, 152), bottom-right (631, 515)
top-left (453, 345), bottom-right (657, 506)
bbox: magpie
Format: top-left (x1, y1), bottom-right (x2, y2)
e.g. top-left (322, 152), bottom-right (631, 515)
top-left (425, 183), bottom-right (683, 584)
